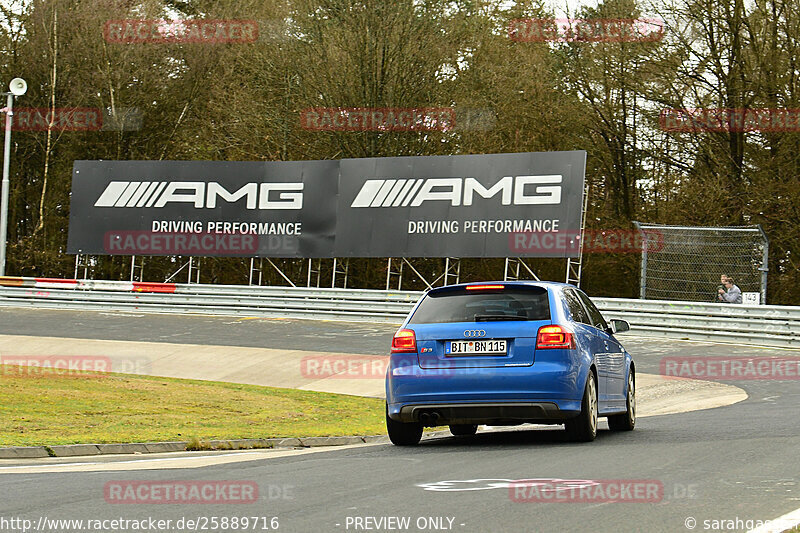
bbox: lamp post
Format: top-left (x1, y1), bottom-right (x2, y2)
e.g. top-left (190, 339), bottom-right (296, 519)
top-left (0, 77), bottom-right (27, 276)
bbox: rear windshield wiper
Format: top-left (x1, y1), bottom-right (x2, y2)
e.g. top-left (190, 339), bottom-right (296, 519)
top-left (474, 314), bottom-right (527, 321)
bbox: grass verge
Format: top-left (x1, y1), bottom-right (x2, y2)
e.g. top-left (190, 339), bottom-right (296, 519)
top-left (0, 365), bottom-right (385, 447)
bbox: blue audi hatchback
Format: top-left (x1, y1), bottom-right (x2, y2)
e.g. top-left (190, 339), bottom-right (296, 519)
top-left (385, 281), bottom-right (635, 445)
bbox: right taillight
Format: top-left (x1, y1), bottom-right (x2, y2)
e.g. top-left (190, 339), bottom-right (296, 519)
top-left (536, 325), bottom-right (575, 349)
top-left (391, 328), bottom-right (417, 353)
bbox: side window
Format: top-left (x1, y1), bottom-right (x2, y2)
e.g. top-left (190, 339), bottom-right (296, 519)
top-left (577, 290), bottom-right (608, 331)
top-left (563, 289), bottom-right (590, 325)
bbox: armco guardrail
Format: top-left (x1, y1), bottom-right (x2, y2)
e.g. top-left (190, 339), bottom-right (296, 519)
top-left (0, 277), bottom-right (798, 348)
top-left (0, 276), bottom-right (419, 323)
top-left (593, 298), bottom-right (800, 349)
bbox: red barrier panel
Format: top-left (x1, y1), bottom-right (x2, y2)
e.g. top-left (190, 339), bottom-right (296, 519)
top-left (34, 277), bottom-right (79, 285)
top-left (132, 282), bottom-right (177, 293)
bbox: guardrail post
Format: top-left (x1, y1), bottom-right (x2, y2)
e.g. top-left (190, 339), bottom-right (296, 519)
top-left (634, 221), bottom-right (647, 299)
top-left (758, 224), bottom-right (769, 305)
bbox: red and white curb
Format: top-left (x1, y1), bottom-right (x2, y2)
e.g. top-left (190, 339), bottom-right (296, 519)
top-left (0, 276), bottom-right (176, 294)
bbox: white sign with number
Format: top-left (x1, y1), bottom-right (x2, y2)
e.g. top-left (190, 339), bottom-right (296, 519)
top-left (742, 292), bottom-right (760, 305)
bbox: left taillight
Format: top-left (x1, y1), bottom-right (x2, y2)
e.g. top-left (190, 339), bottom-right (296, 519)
top-left (391, 328), bottom-right (417, 353)
top-left (536, 325), bottom-right (575, 350)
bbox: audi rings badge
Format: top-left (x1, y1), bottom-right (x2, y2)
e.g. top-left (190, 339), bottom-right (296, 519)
top-left (463, 330), bottom-right (486, 338)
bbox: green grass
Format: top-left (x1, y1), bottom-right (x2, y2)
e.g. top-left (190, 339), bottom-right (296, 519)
top-left (0, 365), bottom-right (386, 447)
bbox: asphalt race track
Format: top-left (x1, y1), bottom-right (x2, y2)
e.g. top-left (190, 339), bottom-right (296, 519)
top-left (1, 307), bottom-right (799, 533)
top-left (0, 307), bottom-right (393, 354)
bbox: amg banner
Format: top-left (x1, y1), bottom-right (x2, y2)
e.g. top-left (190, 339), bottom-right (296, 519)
top-left (67, 160), bottom-right (338, 257)
top-left (67, 151), bottom-right (586, 258)
top-left (335, 151), bottom-right (585, 257)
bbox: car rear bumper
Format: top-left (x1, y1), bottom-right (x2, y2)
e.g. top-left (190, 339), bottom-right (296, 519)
top-left (388, 400), bottom-right (581, 425)
top-left (385, 347), bottom-right (593, 425)
top-left (386, 355), bottom-right (587, 401)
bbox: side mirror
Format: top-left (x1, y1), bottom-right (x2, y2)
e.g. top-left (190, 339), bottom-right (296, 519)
top-left (608, 319), bottom-right (630, 334)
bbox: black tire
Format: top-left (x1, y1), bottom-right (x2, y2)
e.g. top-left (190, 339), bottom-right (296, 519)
top-left (565, 372), bottom-right (598, 442)
top-left (449, 424), bottom-right (478, 437)
top-left (608, 371), bottom-right (636, 431)
top-left (386, 406), bottom-right (422, 446)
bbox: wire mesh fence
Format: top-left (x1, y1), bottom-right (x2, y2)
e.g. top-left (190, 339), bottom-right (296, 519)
top-left (633, 222), bottom-right (768, 304)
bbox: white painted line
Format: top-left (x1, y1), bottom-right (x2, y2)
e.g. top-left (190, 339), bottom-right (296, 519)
top-left (0, 452), bottom-right (250, 470)
top-left (0, 443), bottom-right (384, 474)
top-left (620, 334), bottom-right (800, 352)
top-left (748, 505), bottom-right (800, 533)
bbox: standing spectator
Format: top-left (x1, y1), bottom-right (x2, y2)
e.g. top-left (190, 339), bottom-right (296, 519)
top-left (718, 275), bottom-right (742, 304)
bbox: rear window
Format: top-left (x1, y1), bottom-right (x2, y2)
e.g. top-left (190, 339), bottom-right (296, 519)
top-left (408, 287), bottom-right (551, 324)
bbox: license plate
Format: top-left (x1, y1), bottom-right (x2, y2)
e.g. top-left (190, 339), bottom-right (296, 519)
top-left (446, 339), bottom-right (507, 355)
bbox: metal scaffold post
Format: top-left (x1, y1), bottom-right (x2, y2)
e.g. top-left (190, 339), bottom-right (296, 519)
top-left (307, 259), bottom-right (322, 288)
top-left (565, 182), bottom-right (590, 287)
top-left (504, 257), bottom-right (539, 281)
top-left (332, 258), bottom-right (349, 288)
top-left (130, 256), bottom-right (144, 282)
